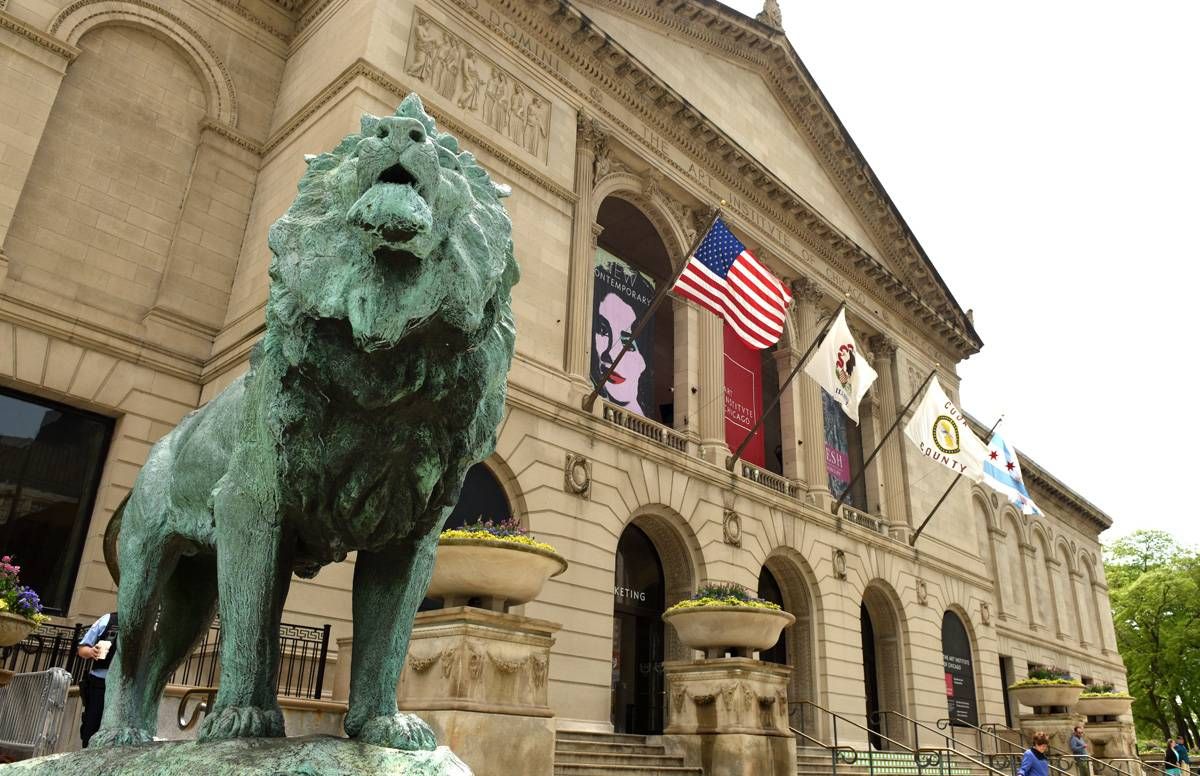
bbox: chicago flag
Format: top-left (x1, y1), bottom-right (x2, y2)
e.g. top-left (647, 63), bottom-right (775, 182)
top-left (982, 432), bottom-right (1042, 516)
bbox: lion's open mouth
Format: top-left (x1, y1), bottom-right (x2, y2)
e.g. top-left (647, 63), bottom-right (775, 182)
top-left (348, 159), bottom-right (432, 252)
top-left (377, 163), bottom-right (416, 188)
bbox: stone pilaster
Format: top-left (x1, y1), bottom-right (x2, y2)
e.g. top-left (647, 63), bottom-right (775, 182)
top-left (144, 119), bottom-right (261, 360)
top-left (698, 311), bottom-right (727, 463)
top-left (674, 296), bottom-right (701, 440)
top-left (794, 279), bottom-right (829, 503)
top-left (869, 336), bottom-right (911, 529)
top-left (772, 346), bottom-right (803, 482)
top-left (565, 113), bottom-right (604, 399)
top-left (1019, 543), bottom-right (1040, 631)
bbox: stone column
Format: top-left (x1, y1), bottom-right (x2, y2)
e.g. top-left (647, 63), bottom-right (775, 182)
top-left (1092, 580), bottom-right (1117, 655)
top-left (564, 113), bottom-right (604, 400)
top-left (869, 336), bottom-right (912, 532)
top-left (697, 311), bottom-right (727, 464)
top-left (793, 279), bottom-right (829, 504)
top-left (772, 346), bottom-right (803, 482)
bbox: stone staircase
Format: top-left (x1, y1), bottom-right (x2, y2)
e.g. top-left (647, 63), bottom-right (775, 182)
top-left (796, 745), bottom-right (990, 776)
top-left (553, 730), bottom-right (703, 776)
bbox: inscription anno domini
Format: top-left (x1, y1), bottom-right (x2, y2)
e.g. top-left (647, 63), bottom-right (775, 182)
top-left (407, 11), bottom-right (551, 163)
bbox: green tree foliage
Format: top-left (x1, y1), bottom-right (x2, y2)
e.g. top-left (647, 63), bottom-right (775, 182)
top-left (1105, 530), bottom-right (1200, 747)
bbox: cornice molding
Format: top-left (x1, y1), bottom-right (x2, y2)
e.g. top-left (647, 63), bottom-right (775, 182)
top-left (0, 10), bottom-right (79, 61)
top-left (496, 0), bottom-right (978, 360)
top-left (564, 0), bottom-right (980, 355)
top-left (210, 0), bottom-right (292, 44)
top-left (200, 118), bottom-right (264, 156)
top-left (262, 58), bottom-right (575, 203)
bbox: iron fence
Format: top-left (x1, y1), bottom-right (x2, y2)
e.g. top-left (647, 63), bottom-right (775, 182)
top-left (1, 618), bottom-right (332, 699)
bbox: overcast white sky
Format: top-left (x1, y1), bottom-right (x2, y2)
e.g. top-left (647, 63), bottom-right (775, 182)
top-left (718, 0), bottom-right (1200, 548)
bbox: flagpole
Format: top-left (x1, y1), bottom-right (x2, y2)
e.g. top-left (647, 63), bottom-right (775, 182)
top-left (830, 367), bottom-right (937, 517)
top-left (725, 299), bottom-right (847, 472)
top-left (582, 206), bottom-right (724, 413)
top-left (908, 415), bottom-right (1003, 547)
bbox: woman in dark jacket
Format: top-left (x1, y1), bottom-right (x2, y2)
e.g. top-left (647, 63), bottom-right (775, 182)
top-left (1165, 739), bottom-right (1182, 776)
top-left (1018, 732), bottom-right (1051, 776)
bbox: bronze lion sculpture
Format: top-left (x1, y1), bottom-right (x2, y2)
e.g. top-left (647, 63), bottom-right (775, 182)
top-left (92, 93), bottom-right (518, 750)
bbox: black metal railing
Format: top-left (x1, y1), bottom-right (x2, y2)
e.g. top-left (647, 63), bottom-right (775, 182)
top-left (0, 622), bottom-right (87, 682)
top-left (789, 700), bottom-right (956, 776)
top-left (3, 618), bottom-right (331, 700)
top-left (938, 718), bottom-right (1144, 776)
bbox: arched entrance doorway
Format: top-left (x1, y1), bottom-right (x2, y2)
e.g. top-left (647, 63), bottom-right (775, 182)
top-left (611, 524), bottom-right (666, 734)
top-left (760, 553), bottom-right (820, 733)
top-left (861, 585), bottom-right (909, 748)
top-left (942, 610), bottom-right (979, 726)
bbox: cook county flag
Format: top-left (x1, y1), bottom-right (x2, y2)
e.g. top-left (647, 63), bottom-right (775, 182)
top-left (802, 308), bottom-right (877, 423)
top-left (671, 218), bottom-right (791, 350)
top-left (903, 377), bottom-right (987, 482)
top-left (983, 432), bottom-right (1042, 516)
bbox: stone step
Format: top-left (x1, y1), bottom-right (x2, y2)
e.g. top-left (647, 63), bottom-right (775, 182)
top-left (555, 731), bottom-right (652, 746)
top-left (555, 740), bottom-right (669, 756)
top-left (554, 750), bottom-right (688, 767)
top-left (553, 764), bottom-right (703, 776)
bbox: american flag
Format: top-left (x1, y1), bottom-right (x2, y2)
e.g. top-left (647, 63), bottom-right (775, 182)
top-left (672, 219), bottom-right (792, 350)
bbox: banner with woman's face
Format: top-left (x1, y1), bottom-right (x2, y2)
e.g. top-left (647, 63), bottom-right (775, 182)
top-left (592, 248), bottom-right (655, 417)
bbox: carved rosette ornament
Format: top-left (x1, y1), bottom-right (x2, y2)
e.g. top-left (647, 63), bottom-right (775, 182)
top-left (722, 510), bottom-right (742, 547)
top-left (564, 452), bottom-right (591, 498)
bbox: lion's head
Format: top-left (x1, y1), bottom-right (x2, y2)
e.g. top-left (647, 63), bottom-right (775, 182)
top-left (266, 93), bottom-right (518, 355)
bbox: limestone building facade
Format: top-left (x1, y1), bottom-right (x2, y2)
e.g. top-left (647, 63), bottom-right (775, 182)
top-left (0, 0), bottom-right (1130, 753)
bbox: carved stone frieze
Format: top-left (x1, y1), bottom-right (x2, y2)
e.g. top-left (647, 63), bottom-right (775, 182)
top-left (406, 11), bottom-right (550, 162)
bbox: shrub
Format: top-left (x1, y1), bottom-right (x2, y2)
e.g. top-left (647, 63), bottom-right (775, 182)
top-left (667, 582), bottom-right (783, 612)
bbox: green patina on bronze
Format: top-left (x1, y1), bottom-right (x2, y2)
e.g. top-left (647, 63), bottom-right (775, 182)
top-left (82, 93), bottom-right (517, 759)
top-left (9, 735), bottom-right (472, 775)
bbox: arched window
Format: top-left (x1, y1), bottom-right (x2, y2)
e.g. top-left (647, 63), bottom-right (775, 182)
top-left (420, 463), bottom-right (511, 611)
top-left (825, 393), bottom-right (866, 509)
top-left (592, 198), bottom-right (674, 425)
top-left (757, 566), bottom-right (787, 664)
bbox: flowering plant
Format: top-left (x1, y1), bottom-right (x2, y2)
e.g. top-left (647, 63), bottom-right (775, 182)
top-left (667, 582), bottom-right (782, 612)
top-left (0, 555), bottom-right (49, 624)
top-left (1009, 665), bottom-right (1081, 689)
top-left (440, 517), bottom-right (558, 553)
top-left (1080, 681), bottom-right (1132, 698)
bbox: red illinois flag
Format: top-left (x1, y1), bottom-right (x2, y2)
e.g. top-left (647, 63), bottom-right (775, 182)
top-left (672, 218), bottom-right (791, 350)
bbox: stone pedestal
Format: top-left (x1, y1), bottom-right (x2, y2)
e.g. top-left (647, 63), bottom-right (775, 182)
top-left (1083, 721), bottom-right (1137, 759)
top-left (664, 658), bottom-right (795, 776)
top-left (397, 607), bottom-right (561, 776)
top-left (1018, 712), bottom-right (1084, 754)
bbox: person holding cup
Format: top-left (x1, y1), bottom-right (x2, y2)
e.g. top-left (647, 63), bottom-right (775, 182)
top-left (76, 611), bottom-right (118, 747)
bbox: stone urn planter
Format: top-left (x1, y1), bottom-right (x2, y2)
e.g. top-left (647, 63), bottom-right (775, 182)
top-left (0, 611), bottom-right (37, 647)
top-left (427, 537), bottom-right (567, 611)
top-left (662, 605), bottom-right (795, 659)
top-left (1076, 694), bottom-right (1134, 717)
top-left (1008, 681), bottom-right (1085, 709)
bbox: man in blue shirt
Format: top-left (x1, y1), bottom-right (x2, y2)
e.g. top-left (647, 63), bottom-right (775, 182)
top-left (1175, 736), bottom-right (1191, 772)
top-left (1069, 725), bottom-right (1090, 776)
top-left (76, 612), bottom-right (117, 748)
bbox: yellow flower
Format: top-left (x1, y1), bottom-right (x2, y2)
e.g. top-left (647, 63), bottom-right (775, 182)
top-left (0, 599), bottom-right (8, 611)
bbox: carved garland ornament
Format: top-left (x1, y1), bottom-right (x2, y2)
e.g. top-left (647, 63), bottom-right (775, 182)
top-left (564, 452), bottom-right (591, 497)
top-left (405, 11), bottom-right (550, 162)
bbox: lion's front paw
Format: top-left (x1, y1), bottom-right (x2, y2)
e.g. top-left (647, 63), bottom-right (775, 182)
top-left (350, 712), bottom-right (437, 751)
top-left (197, 704), bottom-right (285, 741)
top-left (88, 726), bottom-right (154, 748)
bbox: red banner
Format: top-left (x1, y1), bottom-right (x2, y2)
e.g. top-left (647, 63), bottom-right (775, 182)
top-left (723, 325), bottom-right (764, 467)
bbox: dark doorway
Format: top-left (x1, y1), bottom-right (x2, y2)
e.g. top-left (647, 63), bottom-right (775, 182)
top-left (861, 602), bottom-right (882, 749)
top-left (1000, 656), bottom-right (1016, 728)
top-left (758, 567), bottom-right (787, 665)
top-left (942, 611), bottom-right (978, 726)
top-left (612, 524), bottom-right (666, 734)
